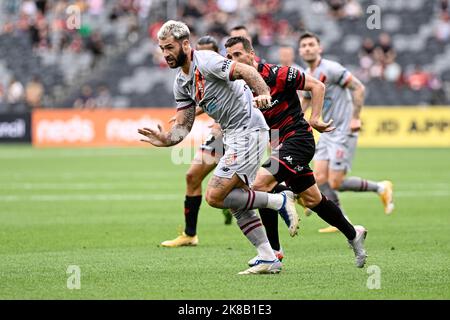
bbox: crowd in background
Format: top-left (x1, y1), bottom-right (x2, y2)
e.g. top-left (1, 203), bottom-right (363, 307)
top-left (0, 0), bottom-right (147, 112)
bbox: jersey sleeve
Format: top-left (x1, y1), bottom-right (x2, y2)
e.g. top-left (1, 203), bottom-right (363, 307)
top-left (329, 61), bottom-right (352, 88)
top-left (277, 66), bottom-right (306, 91)
top-left (198, 51), bottom-right (236, 82)
top-left (173, 82), bottom-right (195, 111)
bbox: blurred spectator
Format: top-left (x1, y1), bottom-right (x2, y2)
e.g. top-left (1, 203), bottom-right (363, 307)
top-left (74, 85), bottom-right (96, 109)
top-left (360, 37), bottom-right (375, 57)
top-left (376, 32), bottom-right (396, 65)
top-left (406, 65), bottom-right (432, 91)
top-left (25, 76), bottom-right (44, 109)
top-left (278, 45), bottom-right (302, 70)
top-left (88, 0), bottom-right (104, 16)
top-left (21, 0), bottom-right (37, 17)
top-left (95, 85), bottom-right (112, 108)
top-left (230, 25), bottom-right (254, 44)
top-left (217, 0), bottom-right (239, 13)
top-left (358, 33), bottom-right (400, 82)
top-left (86, 32), bottom-right (104, 68)
top-left (0, 83), bottom-right (5, 105)
top-left (7, 77), bottom-right (25, 106)
top-left (327, 0), bottom-right (346, 19)
top-left (439, 0), bottom-right (449, 13)
top-left (35, 0), bottom-right (48, 14)
top-left (343, 0), bottom-right (363, 20)
top-left (435, 12), bottom-right (450, 42)
top-left (178, 0), bottom-right (205, 27)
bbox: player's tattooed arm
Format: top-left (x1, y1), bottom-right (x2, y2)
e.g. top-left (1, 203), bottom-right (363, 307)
top-left (230, 62), bottom-right (272, 108)
top-left (138, 106), bottom-right (195, 147)
top-left (303, 74), bottom-right (335, 133)
top-left (345, 75), bottom-right (365, 132)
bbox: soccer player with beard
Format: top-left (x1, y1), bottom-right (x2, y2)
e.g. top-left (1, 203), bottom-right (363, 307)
top-left (160, 36), bottom-right (234, 248)
top-left (139, 21), bottom-right (298, 274)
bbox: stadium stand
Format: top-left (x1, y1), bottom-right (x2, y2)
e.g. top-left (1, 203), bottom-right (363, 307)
top-left (0, 0), bottom-right (449, 111)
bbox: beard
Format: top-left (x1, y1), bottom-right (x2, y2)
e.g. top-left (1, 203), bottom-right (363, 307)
top-left (167, 49), bottom-right (188, 68)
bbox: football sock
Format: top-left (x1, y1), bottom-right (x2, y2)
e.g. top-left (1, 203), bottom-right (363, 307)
top-left (311, 195), bottom-right (356, 240)
top-left (319, 182), bottom-right (350, 221)
top-left (233, 209), bottom-right (276, 260)
top-left (259, 209), bottom-right (280, 251)
top-left (223, 189), bottom-right (285, 211)
top-left (184, 195), bottom-right (202, 236)
top-left (258, 184), bottom-right (288, 252)
top-left (339, 177), bottom-right (380, 193)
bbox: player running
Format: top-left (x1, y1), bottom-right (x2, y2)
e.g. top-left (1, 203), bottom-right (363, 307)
top-left (298, 32), bottom-right (394, 233)
top-left (225, 36), bottom-right (368, 268)
top-left (139, 21), bottom-right (297, 275)
top-left (160, 36), bottom-right (233, 248)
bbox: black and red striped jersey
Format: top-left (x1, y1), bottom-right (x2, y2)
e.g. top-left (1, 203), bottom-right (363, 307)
top-left (257, 63), bottom-right (311, 145)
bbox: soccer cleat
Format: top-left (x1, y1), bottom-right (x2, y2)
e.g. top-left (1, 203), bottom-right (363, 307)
top-left (319, 225), bottom-right (339, 233)
top-left (348, 225), bottom-right (368, 268)
top-left (238, 259), bottom-right (282, 275)
top-left (248, 249), bottom-right (284, 267)
top-left (278, 191), bottom-right (300, 237)
top-left (222, 208), bottom-right (233, 225)
top-left (378, 180), bottom-right (394, 214)
top-left (160, 232), bottom-right (198, 247)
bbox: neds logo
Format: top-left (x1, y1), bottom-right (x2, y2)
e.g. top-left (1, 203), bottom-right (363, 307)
top-left (106, 117), bottom-right (161, 142)
top-left (37, 117), bottom-right (94, 142)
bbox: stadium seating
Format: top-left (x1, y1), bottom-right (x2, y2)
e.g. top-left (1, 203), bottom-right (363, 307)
top-left (0, 0), bottom-right (448, 109)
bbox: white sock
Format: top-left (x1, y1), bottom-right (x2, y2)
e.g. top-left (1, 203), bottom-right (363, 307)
top-left (266, 193), bottom-right (284, 210)
top-left (377, 182), bottom-right (385, 194)
top-left (256, 242), bottom-right (277, 261)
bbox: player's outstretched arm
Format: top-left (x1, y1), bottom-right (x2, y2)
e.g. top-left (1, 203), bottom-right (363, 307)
top-left (345, 75), bottom-right (366, 132)
top-left (168, 107), bottom-right (204, 124)
top-left (230, 62), bottom-right (272, 109)
top-left (303, 74), bottom-right (334, 133)
top-left (138, 106), bottom-right (195, 147)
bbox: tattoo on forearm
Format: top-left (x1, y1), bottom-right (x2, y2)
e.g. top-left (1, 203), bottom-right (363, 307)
top-left (347, 78), bottom-right (365, 118)
top-left (233, 63), bottom-right (269, 96)
top-left (166, 107), bottom-right (195, 146)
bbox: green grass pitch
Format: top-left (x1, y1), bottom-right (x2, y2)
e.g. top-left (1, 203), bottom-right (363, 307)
top-left (0, 145), bottom-right (449, 299)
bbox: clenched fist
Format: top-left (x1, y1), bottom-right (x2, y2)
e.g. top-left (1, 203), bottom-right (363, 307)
top-left (253, 95), bottom-right (272, 109)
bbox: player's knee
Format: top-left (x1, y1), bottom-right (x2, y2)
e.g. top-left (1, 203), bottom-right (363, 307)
top-left (252, 180), bottom-right (271, 192)
top-left (315, 172), bottom-right (328, 185)
top-left (205, 190), bottom-right (223, 208)
top-left (186, 171), bottom-right (202, 189)
top-left (329, 178), bottom-right (343, 190)
top-left (302, 193), bottom-right (322, 208)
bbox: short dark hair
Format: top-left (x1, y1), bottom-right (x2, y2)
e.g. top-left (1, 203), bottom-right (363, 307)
top-left (230, 25), bottom-right (248, 32)
top-left (224, 36), bottom-right (253, 52)
top-left (196, 35), bottom-right (219, 52)
top-left (299, 32), bottom-right (321, 44)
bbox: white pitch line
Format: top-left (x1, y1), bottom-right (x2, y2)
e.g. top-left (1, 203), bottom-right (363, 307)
top-left (0, 191), bottom-right (449, 202)
top-left (339, 190), bottom-right (450, 197)
top-left (0, 194), bottom-right (182, 202)
top-left (0, 172), bottom-right (183, 179)
top-left (0, 183), bottom-right (178, 190)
